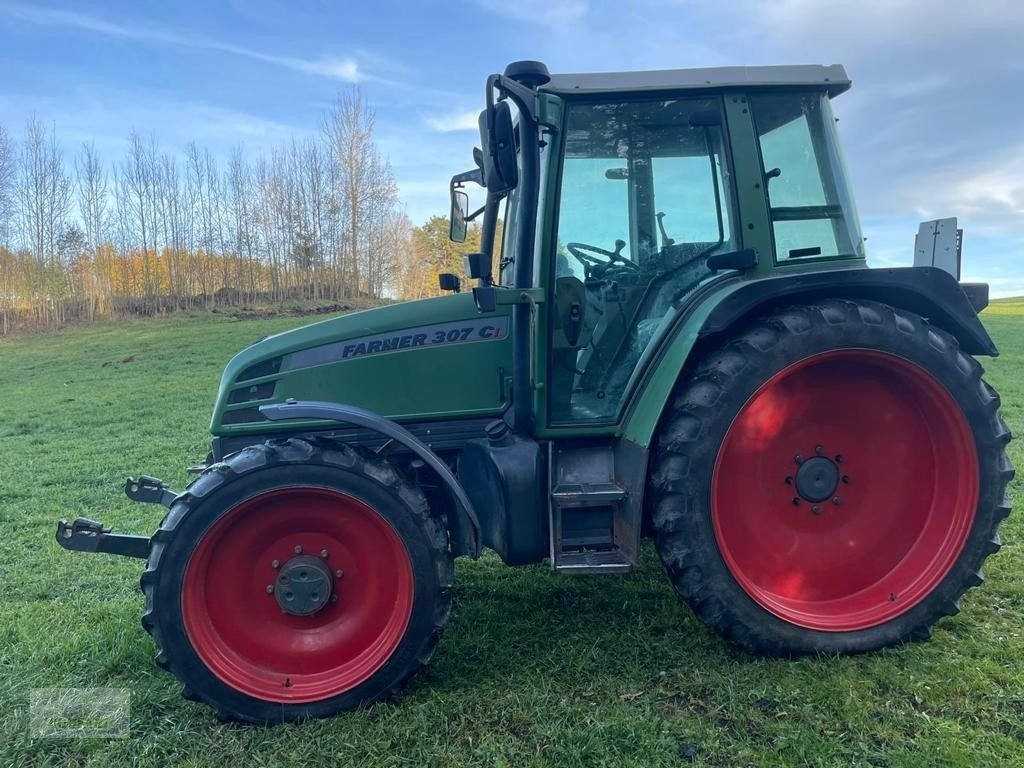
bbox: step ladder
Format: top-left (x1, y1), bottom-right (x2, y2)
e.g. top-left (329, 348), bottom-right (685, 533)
top-left (548, 443), bottom-right (641, 573)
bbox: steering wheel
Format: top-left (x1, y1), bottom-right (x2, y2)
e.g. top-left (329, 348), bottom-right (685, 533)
top-left (566, 240), bottom-right (639, 278)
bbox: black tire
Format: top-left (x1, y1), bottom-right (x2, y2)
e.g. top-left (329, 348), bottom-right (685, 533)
top-left (141, 437), bottom-right (453, 723)
top-left (649, 299), bottom-right (1013, 655)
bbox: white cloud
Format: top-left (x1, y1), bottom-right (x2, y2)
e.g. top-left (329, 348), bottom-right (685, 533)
top-left (0, 3), bottom-right (367, 82)
top-left (903, 143), bottom-right (1024, 229)
top-left (0, 85), bottom-right (304, 162)
top-left (425, 110), bottom-right (480, 132)
top-left (473, 0), bottom-right (587, 25)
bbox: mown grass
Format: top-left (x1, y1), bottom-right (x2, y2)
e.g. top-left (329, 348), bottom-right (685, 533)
top-left (1, 306), bottom-right (1022, 767)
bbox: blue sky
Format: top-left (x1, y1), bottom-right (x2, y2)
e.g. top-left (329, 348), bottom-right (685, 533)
top-left (1, 0), bottom-right (1021, 293)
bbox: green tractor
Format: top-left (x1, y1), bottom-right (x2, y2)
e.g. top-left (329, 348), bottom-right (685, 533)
top-left (58, 61), bottom-right (1013, 723)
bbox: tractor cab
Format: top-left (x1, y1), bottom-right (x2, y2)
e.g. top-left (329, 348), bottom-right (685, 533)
top-left (450, 62), bottom-right (867, 431)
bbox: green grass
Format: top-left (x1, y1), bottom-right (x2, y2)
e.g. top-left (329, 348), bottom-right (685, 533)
top-left (984, 296), bottom-right (1024, 317)
top-left (1, 308), bottom-right (1023, 768)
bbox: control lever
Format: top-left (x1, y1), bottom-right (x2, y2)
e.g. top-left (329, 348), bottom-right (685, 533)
top-left (656, 212), bottom-right (675, 247)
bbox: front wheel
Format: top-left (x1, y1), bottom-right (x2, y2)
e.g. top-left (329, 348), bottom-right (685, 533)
top-left (142, 438), bottom-right (452, 723)
top-left (650, 299), bottom-right (1013, 655)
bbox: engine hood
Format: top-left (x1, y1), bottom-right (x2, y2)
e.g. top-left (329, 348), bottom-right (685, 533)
top-left (211, 293), bottom-right (513, 436)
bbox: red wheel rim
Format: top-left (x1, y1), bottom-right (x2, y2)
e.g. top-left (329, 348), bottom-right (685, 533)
top-left (712, 349), bottom-right (978, 632)
top-left (182, 487), bottom-right (414, 703)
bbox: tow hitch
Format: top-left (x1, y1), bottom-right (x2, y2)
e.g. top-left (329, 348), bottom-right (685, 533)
top-left (55, 475), bottom-right (180, 560)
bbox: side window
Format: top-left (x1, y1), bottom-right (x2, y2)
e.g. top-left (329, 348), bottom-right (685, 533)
top-left (752, 93), bottom-right (864, 261)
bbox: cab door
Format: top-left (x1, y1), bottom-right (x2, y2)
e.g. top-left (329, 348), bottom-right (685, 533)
top-left (544, 95), bottom-right (740, 428)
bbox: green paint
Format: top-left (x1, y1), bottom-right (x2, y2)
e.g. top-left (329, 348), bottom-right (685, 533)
top-left (211, 292), bottom-right (513, 435)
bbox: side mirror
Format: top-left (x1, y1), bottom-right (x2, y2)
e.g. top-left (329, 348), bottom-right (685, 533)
top-left (450, 188), bottom-right (469, 243)
top-left (478, 101), bottom-right (517, 194)
top-left (438, 273), bottom-right (461, 293)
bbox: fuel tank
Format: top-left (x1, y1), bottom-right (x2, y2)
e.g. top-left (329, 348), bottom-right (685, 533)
top-left (211, 293), bottom-right (513, 436)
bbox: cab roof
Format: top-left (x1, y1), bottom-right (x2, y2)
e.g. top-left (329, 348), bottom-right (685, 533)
top-left (539, 64), bottom-right (851, 98)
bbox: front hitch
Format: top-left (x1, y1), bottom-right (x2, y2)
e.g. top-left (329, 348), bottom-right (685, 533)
top-left (124, 475), bottom-right (177, 508)
top-left (55, 474), bottom-right (181, 560)
top-left (56, 517), bottom-right (150, 559)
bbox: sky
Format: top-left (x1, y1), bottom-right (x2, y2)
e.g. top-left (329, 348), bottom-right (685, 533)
top-left (0, 0), bottom-right (1021, 293)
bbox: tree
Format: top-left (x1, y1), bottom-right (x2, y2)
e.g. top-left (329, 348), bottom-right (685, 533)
top-left (392, 215), bottom-right (497, 301)
top-left (0, 124), bottom-right (14, 246)
top-left (322, 88), bottom-right (398, 299)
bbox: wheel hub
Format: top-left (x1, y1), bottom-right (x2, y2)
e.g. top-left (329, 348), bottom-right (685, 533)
top-left (273, 554), bottom-right (334, 616)
top-left (795, 455), bottom-right (840, 503)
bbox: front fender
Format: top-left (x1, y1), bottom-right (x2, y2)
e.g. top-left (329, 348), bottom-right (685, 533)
top-left (260, 400), bottom-right (480, 557)
top-left (621, 266), bottom-right (996, 448)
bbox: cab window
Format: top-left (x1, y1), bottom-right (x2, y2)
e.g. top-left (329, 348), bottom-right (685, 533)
top-left (549, 97), bottom-right (737, 424)
top-left (752, 93), bottom-right (864, 261)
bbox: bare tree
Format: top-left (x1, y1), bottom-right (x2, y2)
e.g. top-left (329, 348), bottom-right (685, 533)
top-left (120, 131), bottom-right (161, 297)
top-left (76, 142), bottom-right (108, 251)
top-left (76, 142), bottom-right (110, 317)
top-left (0, 124), bottom-right (15, 246)
top-left (16, 118), bottom-right (73, 322)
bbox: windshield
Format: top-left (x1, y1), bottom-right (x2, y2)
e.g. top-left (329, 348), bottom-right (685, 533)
top-left (498, 183), bottom-right (520, 287)
top-left (496, 119), bottom-right (524, 287)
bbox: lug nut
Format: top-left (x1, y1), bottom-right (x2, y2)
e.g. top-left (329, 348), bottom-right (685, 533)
top-left (331, 594), bottom-right (339, 603)
top-left (294, 545), bottom-right (303, 554)
top-left (833, 496), bottom-right (842, 506)
top-left (320, 549), bottom-right (329, 558)
top-left (266, 585), bottom-right (274, 594)
top-left (784, 476), bottom-right (793, 485)
top-left (271, 559), bottom-right (280, 569)
top-left (815, 445), bottom-right (825, 456)
top-left (841, 475), bottom-right (850, 485)
top-left (335, 569), bottom-right (344, 579)
top-left (794, 454), bottom-right (804, 464)
top-left (792, 497), bottom-right (801, 506)
top-left (835, 454), bottom-right (843, 464)
top-left (811, 505), bottom-right (822, 515)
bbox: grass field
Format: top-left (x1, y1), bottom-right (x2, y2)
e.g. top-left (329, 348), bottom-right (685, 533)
top-left (1, 305), bottom-right (1022, 767)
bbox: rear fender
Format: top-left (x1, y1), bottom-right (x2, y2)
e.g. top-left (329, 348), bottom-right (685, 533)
top-left (621, 266), bottom-right (996, 448)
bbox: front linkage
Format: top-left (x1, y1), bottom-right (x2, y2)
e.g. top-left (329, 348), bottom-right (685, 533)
top-left (55, 475), bottom-right (177, 560)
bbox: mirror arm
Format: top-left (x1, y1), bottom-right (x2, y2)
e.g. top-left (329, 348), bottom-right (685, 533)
top-left (451, 168), bottom-right (484, 187)
top-left (477, 191), bottom-right (500, 285)
top-left (465, 204), bottom-right (486, 223)
top-left (488, 74), bottom-right (540, 122)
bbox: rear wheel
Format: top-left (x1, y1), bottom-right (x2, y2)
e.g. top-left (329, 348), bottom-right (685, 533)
top-left (142, 438), bottom-right (452, 722)
top-left (650, 299), bottom-right (1013, 654)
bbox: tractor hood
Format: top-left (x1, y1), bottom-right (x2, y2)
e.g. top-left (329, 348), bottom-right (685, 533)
top-left (211, 293), bottom-right (513, 437)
